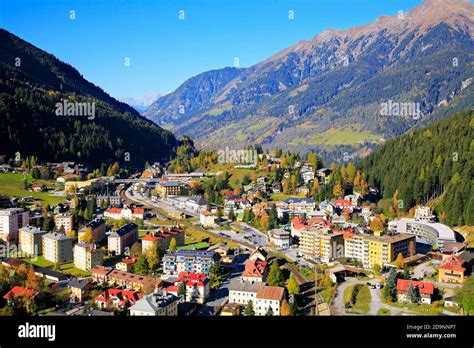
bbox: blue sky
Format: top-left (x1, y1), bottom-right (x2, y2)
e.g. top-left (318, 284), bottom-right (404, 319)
top-left (1, 0), bottom-right (423, 99)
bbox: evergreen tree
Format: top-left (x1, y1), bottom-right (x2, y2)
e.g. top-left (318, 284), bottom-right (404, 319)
top-left (384, 268), bottom-right (398, 301)
top-left (244, 300), bottom-right (255, 316)
top-left (266, 261), bottom-right (284, 287)
top-left (269, 204), bottom-right (278, 229)
top-left (228, 207), bottom-right (235, 222)
top-left (407, 283), bottom-right (420, 303)
top-left (178, 281), bottom-right (187, 302)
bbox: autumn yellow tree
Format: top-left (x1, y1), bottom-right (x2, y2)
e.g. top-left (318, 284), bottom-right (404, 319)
top-left (395, 253), bottom-right (405, 269)
top-left (169, 238), bottom-right (177, 252)
top-left (333, 181), bottom-right (343, 198)
top-left (310, 179), bottom-right (320, 196)
top-left (347, 162), bottom-right (357, 183)
top-left (259, 212), bottom-right (270, 231)
top-left (26, 267), bottom-right (43, 291)
top-left (282, 178), bottom-right (289, 194)
top-left (281, 299), bottom-right (291, 316)
top-left (80, 227), bottom-right (94, 243)
top-left (370, 215), bottom-right (384, 233)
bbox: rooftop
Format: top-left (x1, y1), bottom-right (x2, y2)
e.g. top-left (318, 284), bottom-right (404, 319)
top-left (229, 279), bottom-right (264, 293)
top-left (129, 290), bottom-right (180, 313)
top-left (110, 222), bottom-right (138, 237)
top-left (256, 286), bottom-right (285, 301)
top-left (396, 279), bottom-right (434, 295)
top-left (43, 232), bottom-right (73, 241)
top-left (19, 226), bottom-right (45, 235)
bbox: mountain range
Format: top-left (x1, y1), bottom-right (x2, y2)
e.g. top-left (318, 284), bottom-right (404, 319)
top-left (144, 0), bottom-right (474, 159)
top-left (0, 29), bottom-right (177, 167)
top-left (120, 92), bottom-right (169, 113)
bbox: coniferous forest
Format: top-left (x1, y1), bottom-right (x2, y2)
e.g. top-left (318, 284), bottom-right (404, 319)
top-left (360, 109), bottom-right (473, 226)
top-left (0, 29), bottom-right (177, 167)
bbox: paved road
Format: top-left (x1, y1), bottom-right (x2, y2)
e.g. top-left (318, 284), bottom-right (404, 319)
top-left (332, 278), bottom-right (429, 316)
top-left (413, 260), bottom-right (436, 279)
top-left (123, 187), bottom-right (255, 250)
top-left (194, 254), bottom-right (247, 316)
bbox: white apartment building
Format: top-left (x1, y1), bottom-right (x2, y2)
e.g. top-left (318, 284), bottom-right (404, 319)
top-left (54, 213), bottom-right (74, 235)
top-left (0, 208), bottom-right (29, 241)
top-left (42, 232), bottom-right (74, 264)
top-left (73, 243), bottom-right (104, 271)
top-left (18, 226), bottom-right (46, 256)
top-left (228, 279), bottom-right (285, 316)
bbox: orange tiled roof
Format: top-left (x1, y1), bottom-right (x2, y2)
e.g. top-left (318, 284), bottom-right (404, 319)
top-left (243, 259), bottom-right (267, 278)
top-left (256, 286), bottom-right (284, 301)
top-left (440, 255), bottom-right (466, 272)
top-left (396, 279), bottom-right (434, 295)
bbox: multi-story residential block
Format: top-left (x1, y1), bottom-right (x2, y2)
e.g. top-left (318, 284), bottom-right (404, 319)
top-left (107, 222), bottom-right (138, 255)
top-left (438, 255), bottom-right (470, 284)
top-left (255, 286), bottom-right (285, 316)
top-left (269, 229), bottom-right (292, 248)
top-left (54, 213), bottom-right (74, 235)
top-left (73, 243), bottom-right (104, 271)
top-left (18, 226), bottom-right (46, 256)
top-left (228, 279), bottom-right (285, 316)
top-left (129, 290), bottom-right (180, 316)
top-left (162, 250), bottom-right (219, 277)
top-left (142, 226), bottom-right (185, 254)
top-left (78, 218), bottom-right (106, 243)
top-left (155, 181), bottom-right (186, 197)
top-left (229, 279), bottom-right (264, 306)
top-left (299, 225), bottom-right (344, 262)
top-left (165, 272), bottom-right (210, 304)
top-left (42, 232), bottom-right (74, 264)
top-left (0, 208), bottom-right (29, 241)
top-left (344, 232), bottom-right (416, 269)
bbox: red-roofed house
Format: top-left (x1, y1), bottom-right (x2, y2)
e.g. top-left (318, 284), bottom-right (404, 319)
top-left (439, 255), bottom-right (470, 284)
top-left (142, 227), bottom-right (185, 253)
top-left (3, 286), bottom-right (39, 312)
top-left (332, 198), bottom-right (353, 211)
top-left (3, 286), bottom-right (38, 302)
top-left (164, 272), bottom-right (210, 304)
top-left (396, 279), bottom-right (435, 304)
top-left (104, 206), bottom-right (145, 220)
top-left (242, 259), bottom-right (268, 283)
top-left (291, 216), bottom-right (332, 238)
top-left (31, 183), bottom-right (46, 192)
top-left (95, 289), bottom-right (142, 310)
top-left (115, 256), bottom-right (139, 272)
